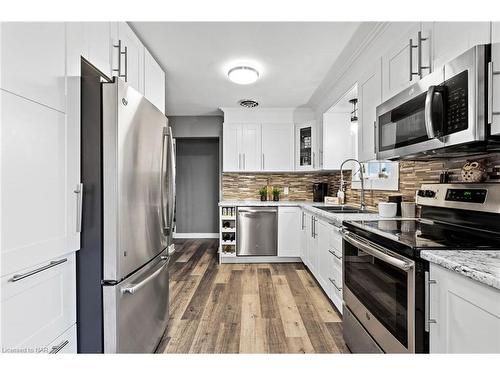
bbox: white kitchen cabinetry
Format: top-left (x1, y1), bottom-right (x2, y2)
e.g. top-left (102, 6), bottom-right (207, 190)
top-left (1, 91), bottom-right (80, 276)
top-left (431, 22), bottom-right (490, 71)
top-left (1, 253), bottom-right (76, 351)
top-left (222, 123), bottom-right (262, 172)
top-left (358, 58), bottom-right (382, 162)
top-left (84, 22), bottom-right (114, 78)
top-left (382, 23), bottom-right (431, 101)
top-left (315, 219), bottom-right (330, 292)
top-left (0, 22), bottom-right (66, 112)
top-left (277, 207), bottom-right (301, 257)
top-left (295, 122), bottom-right (318, 170)
top-left (429, 264), bottom-right (500, 353)
top-left (301, 211), bottom-right (311, 267)
top-left (261, 123), bottom-right (294, 171)
top-left (144, 48), bottom-right (166, 114)
top-left (490, 23), bottom-right (500, 136)
top-left (46, 324), bottom-right (77, 354)
top-left (328, 224), bottom-right (343, 313)
top-left (322, 112), bottom-right (356, 169)
top-left (114, 23), bottom-right (145, 94)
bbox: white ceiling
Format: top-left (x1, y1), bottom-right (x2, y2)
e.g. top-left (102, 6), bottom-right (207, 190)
top-left (131, 22), bottom-right (360, 116)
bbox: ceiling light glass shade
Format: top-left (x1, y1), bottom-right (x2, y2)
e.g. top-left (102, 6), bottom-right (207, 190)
top-left (227, 66), bottom-right (259, 84)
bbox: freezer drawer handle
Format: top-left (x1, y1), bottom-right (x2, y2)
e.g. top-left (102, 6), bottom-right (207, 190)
top-left (121, 257), bottom-right (169, 295)
top-left (9, 258), bottom-right (68, 283)
top-left (49, 340), bottom-right (69, 354)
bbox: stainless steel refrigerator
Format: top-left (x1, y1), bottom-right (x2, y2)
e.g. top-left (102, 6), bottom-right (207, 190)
top-left (77, 59), bottom-right (175, 353)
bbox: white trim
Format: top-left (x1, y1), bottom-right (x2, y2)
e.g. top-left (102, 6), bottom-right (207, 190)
top-left (173, 232), bottom-right (219, 239)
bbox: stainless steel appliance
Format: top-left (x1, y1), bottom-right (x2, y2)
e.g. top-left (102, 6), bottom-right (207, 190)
top-left (342, 183), bottom-right (500, 353)
top-left (312, 182), bottom-right (329, 202)
top-left (77, 60), bottom-right (175, 353)
top-left (237, 207), bottom-right (278, 256)
top-left (376, 44), bottom-right (500, 160)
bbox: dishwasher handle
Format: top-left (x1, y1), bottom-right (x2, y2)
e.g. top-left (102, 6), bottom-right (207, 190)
top-left (238, 208), bottom-right (277, 214)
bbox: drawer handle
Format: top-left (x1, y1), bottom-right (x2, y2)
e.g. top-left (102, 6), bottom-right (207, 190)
top-left (9, 258), bottom-right (68, 283)
top-left (49, 340), bottom-right (69, 354)
top-left (328, 249), bottom-right (342, 259)
top-left (328, 277), bottom-right (342, 291)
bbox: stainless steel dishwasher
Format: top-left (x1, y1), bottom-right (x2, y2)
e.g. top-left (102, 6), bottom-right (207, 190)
top-left (237, 207), bottom-right (278, 256)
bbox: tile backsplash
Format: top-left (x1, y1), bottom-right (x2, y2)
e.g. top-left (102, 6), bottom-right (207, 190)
top-left (222, 153), bottom-right (500, 209)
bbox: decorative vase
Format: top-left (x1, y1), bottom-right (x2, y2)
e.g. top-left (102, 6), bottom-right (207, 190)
top-left (260, 195), bottom-right (267, 201)
top-left (273, 195), bottom-right (280, 201)
top-left (461, 160), bottom-right (488, 182)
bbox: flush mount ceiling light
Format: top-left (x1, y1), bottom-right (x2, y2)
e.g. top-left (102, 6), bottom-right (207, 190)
top-left (227, 66), bottom-right (259, 85)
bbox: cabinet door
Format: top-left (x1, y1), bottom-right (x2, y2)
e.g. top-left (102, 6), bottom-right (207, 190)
top-left (277, 207), bottom-right (301, 257)
top-left (222, 123), bottom-right (242, 172)
top-left (295, 123), bottom-right (315, 170)
top-left (308, 217), bottom-right (321, 276)
top-left (85, 22), bottom-right (113, 78)
top-left (322, 112), bottom-right (356, 169)
top-left (0, 22), bottom-right (66, 112)
top-left (144, 48), bottom-right (166, 114)
top-left (491, 23), bottom-right (500, 136)
top-left (241, 124), bottom-right (262, 171)
top-left (316, 219), bottom-right (330, 291)
top-left (382, 23), bottom-right (421, 101)
top-left (261, 123), bottom-right (294, 171)
top-left (46, 324), bottom-right (77, 354)
top-left (116, 23), bottom-right (144, 94)
top-left (358, 58), bottom-right (382, 162)
top-left (432, 22), bottom-right (490, 71)
top-left (1, 254), bottom-right (76, 351)
top-left (429, 264), bottom-right (500, 353)
top-left (301, 211), bottom-right (310, 265)
top-left (1, 92), bottom-right (80, 276)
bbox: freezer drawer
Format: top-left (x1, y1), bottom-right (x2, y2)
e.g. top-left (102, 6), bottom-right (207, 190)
top-left (103, 251), bottom-right (169, 353)
top-left (237, 207), bottom-right (278, 256)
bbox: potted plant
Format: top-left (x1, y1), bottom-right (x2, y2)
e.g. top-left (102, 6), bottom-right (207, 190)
top-left (258, 186), bottom-right (268, 201)
top-left (272, 187), bottom-right (281, 201)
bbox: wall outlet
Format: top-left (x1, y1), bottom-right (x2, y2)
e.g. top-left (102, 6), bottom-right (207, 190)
top-left (283, 186), bottom-right (289, 195)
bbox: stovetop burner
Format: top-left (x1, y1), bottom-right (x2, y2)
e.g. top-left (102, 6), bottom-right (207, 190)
top-left (345, 218), bottom-right (500, 253)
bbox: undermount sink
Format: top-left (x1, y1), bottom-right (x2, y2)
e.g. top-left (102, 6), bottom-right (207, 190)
top-left (313, 206), bottom-right (372, 214)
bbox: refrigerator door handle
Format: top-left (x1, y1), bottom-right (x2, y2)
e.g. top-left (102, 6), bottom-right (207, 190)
top-left (166, 127), bottom-right (176, 236)
top-left (121, 256), bottom-right (169, 295)
top-left (160, 127), bottom-right (169, 236)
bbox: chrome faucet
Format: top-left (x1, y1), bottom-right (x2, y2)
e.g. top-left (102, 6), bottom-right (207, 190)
top-left (339, 158), bottom-right (366, 211)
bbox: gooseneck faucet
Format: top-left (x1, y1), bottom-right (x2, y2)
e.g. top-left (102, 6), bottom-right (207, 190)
top-left (339, 158), bottom-right (366, 211)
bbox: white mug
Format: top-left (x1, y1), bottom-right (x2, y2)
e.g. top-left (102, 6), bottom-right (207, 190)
top-left (378, 202), bottom-right (397, 218)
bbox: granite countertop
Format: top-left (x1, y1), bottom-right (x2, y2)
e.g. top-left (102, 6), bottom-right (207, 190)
top-left (219, 200), bottom-right (381, 226)
top-left (421, 250), bottom-right (500, 290)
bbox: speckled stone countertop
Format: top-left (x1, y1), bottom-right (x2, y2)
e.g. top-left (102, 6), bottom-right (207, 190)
top-left (219, 200), bottom-right (381, 226)
top-left (421, 250), bottom-right (500, 290)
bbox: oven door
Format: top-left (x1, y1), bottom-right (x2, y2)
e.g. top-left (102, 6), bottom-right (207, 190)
top-left (342, 230), bottom-right (415, 353)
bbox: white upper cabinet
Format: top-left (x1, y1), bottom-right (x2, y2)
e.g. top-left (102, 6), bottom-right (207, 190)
top-left (382, 23), bottom-right (431, 101)
top-left (358, 58), bottom-right (382, 162)
top-left (429, 264), bottom-right (500, 353)
top-left (295, 122), bottom-right (317, 170)
top-left (431, 22), bottom-right (490, 71)
top-left (114, 23), bottom-right (145, 94)
top-left (144, 48), bottom-right (166, 114)
top-left (222, 123), bottom-right (261, 172)
top-left (491, 23), bottom-right (500, 135)
top-left (0, 22), bottom-right (66, 112)
top-left (261, 123), bottom-right (294, 171)
top-left (84, 22), bottom-right (114, 78)
top-left (322, 112), bottom-right (356, 169)
top-left (1, 91), bottom-right (80, 276)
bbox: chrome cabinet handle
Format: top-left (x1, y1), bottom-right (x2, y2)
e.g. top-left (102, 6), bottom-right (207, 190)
top-left (262, 153), bottom-right (265, 170)
top-left (243, 153), bottom-right (246, 170)
top-left (328, 249), bottom-right (342, 260)
top-left (312, 151), bottom-right (316, 169)
top-left (74, 183), bottom-right (83, 233)
top-left (409, 38), bottom-right (419, 81)
top-left (122, 257), bottom-right (169, 295)
top-left (112, 40), bottom-right (127, 81)
top-left (123, 46), bottom-right (128, 83)
top-left (9, 258), bottom-right (68, 283)
top-left (49, 340), bottom-right (69, 354)
top-left (417, 31), bottom-right (430, 77)
top-left (328, 277), bottom-right (342, 291)
top-left (301, 212), bottom-right (305, 230)
top-left (424, 271), bottom-right (437, 332)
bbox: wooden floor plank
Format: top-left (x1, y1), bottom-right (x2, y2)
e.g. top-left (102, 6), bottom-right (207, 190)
top-left (159, 239), bottom-right (348, 354)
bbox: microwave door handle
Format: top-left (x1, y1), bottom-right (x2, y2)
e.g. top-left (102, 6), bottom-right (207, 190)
top-left (425, 85), bottom-right (438, 139)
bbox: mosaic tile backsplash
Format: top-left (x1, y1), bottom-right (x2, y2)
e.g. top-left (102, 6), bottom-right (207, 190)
top-left (222, 153), bottom-right (500, 210)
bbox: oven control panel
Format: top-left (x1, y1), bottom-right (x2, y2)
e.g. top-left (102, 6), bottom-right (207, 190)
top-left (417, 189), bottom-right (436, 198)
top-left (445, 189), bottom-right (487, 203)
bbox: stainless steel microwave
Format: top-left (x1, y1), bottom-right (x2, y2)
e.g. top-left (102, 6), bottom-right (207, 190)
top-left (375, 44), bottom-right (500, 160)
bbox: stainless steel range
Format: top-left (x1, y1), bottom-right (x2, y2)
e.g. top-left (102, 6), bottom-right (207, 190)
top-left (341, 183), bottom-right (500, 353)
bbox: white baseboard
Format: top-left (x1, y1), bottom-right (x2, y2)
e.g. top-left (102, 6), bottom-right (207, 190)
top-left (173, 232), bottom-right (219, 239)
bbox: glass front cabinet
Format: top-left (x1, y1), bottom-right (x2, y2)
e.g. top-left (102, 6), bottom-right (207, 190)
top-left (295, 122), bottom-right (318, 170)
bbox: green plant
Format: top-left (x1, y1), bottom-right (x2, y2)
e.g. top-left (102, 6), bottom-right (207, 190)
top-left (258, 186), bottom-right (268, 197)
top-left (272, 187), bottom-right (281, 197)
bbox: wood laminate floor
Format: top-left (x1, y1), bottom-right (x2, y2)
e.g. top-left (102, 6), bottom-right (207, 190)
top-left (157, 239), bottom-right (349, 354)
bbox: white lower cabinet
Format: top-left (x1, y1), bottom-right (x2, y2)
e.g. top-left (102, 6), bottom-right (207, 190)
top-left (429, 264), bottom-right (500, 353)
top-left (1, 253), bottom-right (76, 352)
top-left (301, 211), bottom-right (312, 267)
top-left (278, 207), bottom-right (301, 257)
top-left (46, 324), bottom-right (77, 354)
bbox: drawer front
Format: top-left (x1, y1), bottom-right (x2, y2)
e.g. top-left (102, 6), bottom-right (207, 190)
top-left (1, 253), bottom-right (76, 351)
top-left (329, 225), bottom-right (343, 253)
top-left (46, 324), bottom-right (77, 354)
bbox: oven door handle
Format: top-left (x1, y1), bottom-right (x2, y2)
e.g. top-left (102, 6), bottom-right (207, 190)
top-left (342, 232), bottom-right (413, 271)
